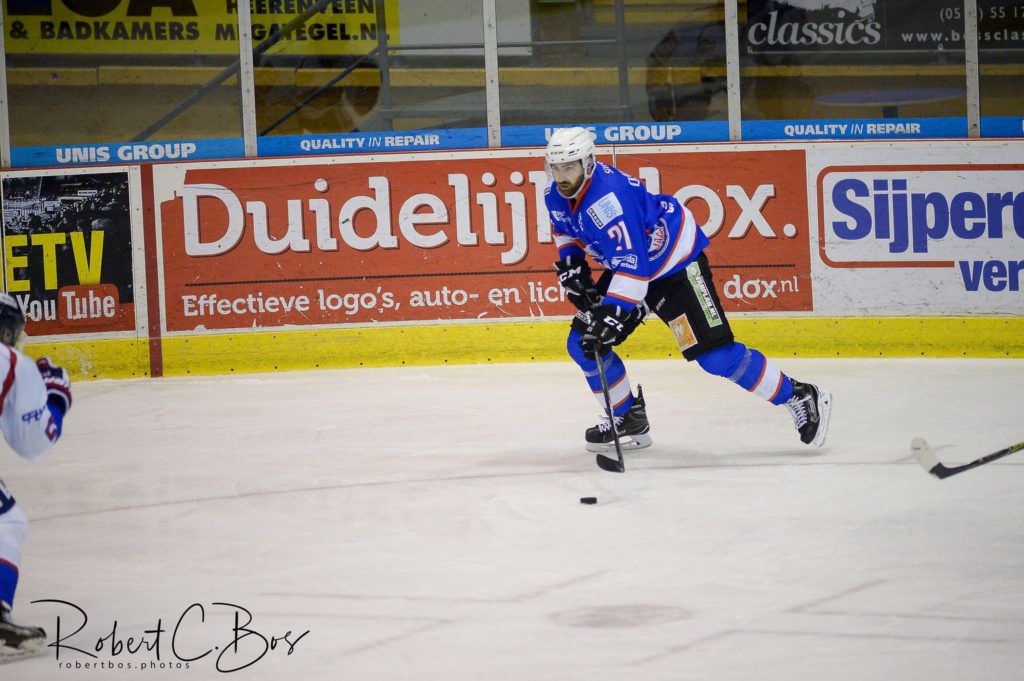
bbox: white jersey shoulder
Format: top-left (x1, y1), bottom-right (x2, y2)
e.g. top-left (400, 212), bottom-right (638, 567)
top-left (0, 347), bottom-right (56, 461)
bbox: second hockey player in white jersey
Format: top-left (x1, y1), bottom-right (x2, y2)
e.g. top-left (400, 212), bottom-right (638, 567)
top-left (0, 293), bottom-right (73, 663)
top-left (544, 127), bottom-right (831, 452)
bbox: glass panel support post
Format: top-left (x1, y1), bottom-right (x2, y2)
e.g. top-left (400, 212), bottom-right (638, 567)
top-left (483, 0), bottom-right (501, 147)
top-left (964, 0), bottom-right (981, 137)
top-left (0, 13), bottom-right (9, 168)
top-left (375, 0), bottom-right (394, 132)
top-left (238, 0), bottom-right (258, 156)
top-left (725, 0), bottom-right (742, 141)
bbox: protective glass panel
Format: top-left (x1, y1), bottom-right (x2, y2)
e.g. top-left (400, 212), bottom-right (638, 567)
top-left (499, 0), bottom-right (727, 127)
top-left (254, 0), bottom-right (485, 138)
top-left (977, 0), bottom-right (1024, 134)
top-left (3, 1), bottom-right (243, 152)
top-left (740, 1), bottom-right (968, 125)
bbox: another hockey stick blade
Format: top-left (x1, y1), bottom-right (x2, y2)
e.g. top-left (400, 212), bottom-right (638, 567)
top-left (912, 437), bottom-right (1024, 480)
top-left (595, 452), bottom-right (625, 473)
top-left (911, 438), bottom-right (945, 478)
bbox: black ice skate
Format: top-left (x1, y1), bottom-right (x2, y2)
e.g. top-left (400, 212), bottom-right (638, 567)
top-left (0, 601), bottom-right (46, 663)
top-left (785, 380), bottom-right (832, 447)
top-left (585, 386), bottom-right (653, 452)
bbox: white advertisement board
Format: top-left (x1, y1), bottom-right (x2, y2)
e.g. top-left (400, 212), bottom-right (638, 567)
top-left (806, 140), bottom-right (1024, 315)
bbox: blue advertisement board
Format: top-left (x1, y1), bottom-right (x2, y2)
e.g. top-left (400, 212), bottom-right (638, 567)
top-left (11, 116), bottom-right (1012, 170)
top-left (981, 116), bottom-right (1024, 138)
top-left (501, 121), bottom-right (729, 147)
top-left (743, 117), bottom-right (967, 140)
top-left (257, 129), bottom-right (487, 157)
top-left (11, 138), bottom-right (244, 169)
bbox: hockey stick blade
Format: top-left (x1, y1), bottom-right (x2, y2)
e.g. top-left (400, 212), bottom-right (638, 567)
top-left (911, 438), bottom-right (948, 478)
top-left (912, 437), bottom-right (1024, 479)
top-left (595, 452), bottom-right (625, 473)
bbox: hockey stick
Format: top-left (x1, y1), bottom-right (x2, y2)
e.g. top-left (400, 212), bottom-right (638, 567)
top-left (592, 345), bottom-right (625, 473)
top-left (912, 437), bottom-right (1024, 479)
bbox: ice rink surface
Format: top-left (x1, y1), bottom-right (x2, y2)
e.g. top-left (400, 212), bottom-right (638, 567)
top-left (3, 357), bottom-right (1023, 680)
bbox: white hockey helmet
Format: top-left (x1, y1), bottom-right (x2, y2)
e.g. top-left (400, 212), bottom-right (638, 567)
top-left (544, 127), bottom-right (597, 183)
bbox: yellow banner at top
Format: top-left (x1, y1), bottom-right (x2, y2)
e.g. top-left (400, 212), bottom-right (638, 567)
top-left (3, 0), bottom-right (399, 56)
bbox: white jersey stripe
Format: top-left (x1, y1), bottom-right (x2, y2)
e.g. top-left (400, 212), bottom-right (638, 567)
top-left (606, 272), bottom-right (648, 305)
top-left (652, 206), bottom-right (700, 280)
top-left (554, 234), bottom-right (579, 250)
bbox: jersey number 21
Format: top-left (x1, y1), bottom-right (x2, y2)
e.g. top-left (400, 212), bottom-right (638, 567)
top-left (607, 221), bottom-right (633, 251)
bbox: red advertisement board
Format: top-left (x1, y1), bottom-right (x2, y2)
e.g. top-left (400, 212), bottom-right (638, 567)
top-left (155, 149), bottom-right (811, 332)
top-left (619, 148), bottom-right (812, 312)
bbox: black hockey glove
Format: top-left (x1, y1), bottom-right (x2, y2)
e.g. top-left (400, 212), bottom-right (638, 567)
top-left (579, 304), bottom-right (645, 358)
top-left (36, 356), bottom-right (72, 414)
top-left (554, 256), bottom-right (601, 312)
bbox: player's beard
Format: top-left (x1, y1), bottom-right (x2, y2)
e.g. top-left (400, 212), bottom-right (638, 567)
top-left (556, 178), bottom-right (582, 197)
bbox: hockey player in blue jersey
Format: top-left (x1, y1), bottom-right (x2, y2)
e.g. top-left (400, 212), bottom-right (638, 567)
top-left (544, 127), bottom-right (831, 452)
top-left (0, 294), bottom-right (72, 662)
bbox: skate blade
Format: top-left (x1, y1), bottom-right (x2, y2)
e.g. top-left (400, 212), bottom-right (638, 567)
top-left (585, 433), bottom-right (653, 453)
top-left (0, 639), bottom-right (47, 664)
top-left (810, 388), bottom-right (832, 447)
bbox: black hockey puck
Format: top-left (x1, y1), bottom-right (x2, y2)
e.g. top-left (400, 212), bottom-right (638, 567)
top-left (580, 497), bottom-right (597, 504)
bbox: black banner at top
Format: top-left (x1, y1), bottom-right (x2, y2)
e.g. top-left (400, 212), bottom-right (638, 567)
top-left (745, 0), bottom-right (1024, 54)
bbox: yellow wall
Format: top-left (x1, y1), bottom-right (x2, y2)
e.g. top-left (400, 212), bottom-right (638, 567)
top-left (24, 316), bottom-right (1024, 381)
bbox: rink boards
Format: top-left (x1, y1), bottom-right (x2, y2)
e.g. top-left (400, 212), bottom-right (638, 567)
top-left (2, 139), bottom-right (1022, 378)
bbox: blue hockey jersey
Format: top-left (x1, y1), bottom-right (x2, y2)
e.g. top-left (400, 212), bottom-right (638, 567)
top-left (545, 161), bottom-right (709, 311)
